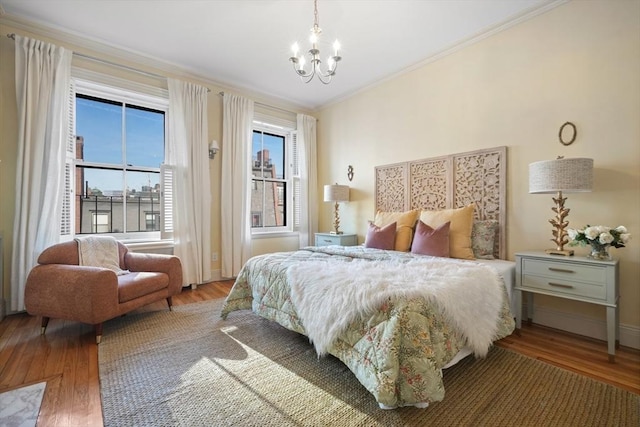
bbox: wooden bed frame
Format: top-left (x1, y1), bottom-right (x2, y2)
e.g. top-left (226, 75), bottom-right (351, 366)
top-left (375, 146), bottom-right (507, 259)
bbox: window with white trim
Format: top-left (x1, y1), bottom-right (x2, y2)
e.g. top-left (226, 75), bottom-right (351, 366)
top-left (251, 117), bottom-right (299, 234)
top-left (64, 77), bottom-right (171, 241)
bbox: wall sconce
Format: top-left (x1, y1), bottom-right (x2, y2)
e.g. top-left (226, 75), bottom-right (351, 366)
top-left (209, 139), bottom-right (220, 160)
top-left (209, 140), bottom-right (220, 160)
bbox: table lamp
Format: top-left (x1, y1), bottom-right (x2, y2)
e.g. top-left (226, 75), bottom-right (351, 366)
top-left (529, 157), bottom-right (593, 255)
top-left (323, 183), bottom-right (349, 234)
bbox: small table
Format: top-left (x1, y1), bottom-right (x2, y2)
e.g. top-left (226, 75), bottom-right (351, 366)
top-left (514, 251), bottom-right (619, 362)
top-left (314, 233), bottom-right (358, 247)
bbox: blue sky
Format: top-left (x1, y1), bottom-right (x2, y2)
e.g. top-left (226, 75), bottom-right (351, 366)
top-left (76, 96), bottom-right (164, 193)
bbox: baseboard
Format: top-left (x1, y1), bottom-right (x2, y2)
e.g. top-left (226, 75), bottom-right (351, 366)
top-left (530, 305), bottom-right (640, 350)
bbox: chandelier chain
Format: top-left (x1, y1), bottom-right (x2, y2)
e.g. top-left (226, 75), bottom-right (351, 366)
top-left (313, 0), bottom-right (319, 31)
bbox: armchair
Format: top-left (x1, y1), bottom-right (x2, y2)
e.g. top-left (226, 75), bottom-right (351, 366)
top-left (25, 240), bottom-right (183, 343)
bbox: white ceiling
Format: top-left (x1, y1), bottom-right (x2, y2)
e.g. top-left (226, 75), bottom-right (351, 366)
top-left (0, 0), bottom-right (561, 110)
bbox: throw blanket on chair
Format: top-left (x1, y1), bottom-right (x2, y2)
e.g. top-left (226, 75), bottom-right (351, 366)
top-left (75, 236), bottom-right (128, 275)
top-left (287, 257), bottom-right (505, 358)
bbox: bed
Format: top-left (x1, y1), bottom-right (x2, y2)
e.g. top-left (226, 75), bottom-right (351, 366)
top-left (221, 146), bottom-right (515, 409)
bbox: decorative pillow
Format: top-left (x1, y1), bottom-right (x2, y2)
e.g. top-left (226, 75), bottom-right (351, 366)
top-left (411, 220), bottom-right (450, 257)
top-left (373, 209), bottom-right (420, 252)
top-left (364, 221), bottom-right (397, 250)
top-left (472, 219), bottom-right (498, 260)
top-left (419, 204), bottom-right (476, 260)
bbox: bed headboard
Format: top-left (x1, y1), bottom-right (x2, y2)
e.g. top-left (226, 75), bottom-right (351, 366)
top-left (375, 146), bottom-right (507, 259)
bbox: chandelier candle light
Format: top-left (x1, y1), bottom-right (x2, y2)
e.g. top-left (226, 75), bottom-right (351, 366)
top-left (324, 183), bottom-right (349, 234)
top-left (289, 0), bottom-right (342, 84)
top-left (529, 157), bottom-right (593, 256)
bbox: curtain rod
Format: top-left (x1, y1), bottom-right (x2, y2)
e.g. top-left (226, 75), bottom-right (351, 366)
top-left (6, 33), bottom-right (211, 92)
top-left (218, 91), bottom-right (297, 116)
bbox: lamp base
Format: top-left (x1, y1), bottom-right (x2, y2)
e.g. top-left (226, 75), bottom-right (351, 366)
top-left (545, 248), bottom-right (574, 256)
top-left (329, 231), bottom-right (343, 235)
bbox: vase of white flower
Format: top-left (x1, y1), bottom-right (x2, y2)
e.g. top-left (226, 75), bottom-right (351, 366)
top-left (567, 225), bottom-right (631, 261)
top-left (588, 243), bottom-right (612, 261)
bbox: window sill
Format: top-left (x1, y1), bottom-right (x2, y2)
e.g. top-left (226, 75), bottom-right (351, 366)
top-left (123, 239), bottom-right (174, 252)
top-left (251, 231), bottom-right (299, 240)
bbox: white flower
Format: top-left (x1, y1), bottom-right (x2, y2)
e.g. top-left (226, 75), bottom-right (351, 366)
top-left (599, 232), bottom-right (614, 245)
top-left (620, 233), bottom-right (631, 244)
top-left (567, 228), bottom-right (579, 240)
top-left (615, 226), bottom-right (628, 234)
top-left (584, 226), bottom-right (600, 240)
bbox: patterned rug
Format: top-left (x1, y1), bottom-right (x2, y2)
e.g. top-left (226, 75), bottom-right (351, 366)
top-left (99, 299), bottom-right (639, 427)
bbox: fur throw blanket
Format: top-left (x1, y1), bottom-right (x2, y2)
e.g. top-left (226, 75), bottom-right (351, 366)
top-left (287, 257), bottom-right (505, 358)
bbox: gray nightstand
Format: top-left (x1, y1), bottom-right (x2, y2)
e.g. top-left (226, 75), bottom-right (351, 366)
top-left (314, 233), bottom-right (358, 247)
top-left (514, 251), bottom-right (619, 362)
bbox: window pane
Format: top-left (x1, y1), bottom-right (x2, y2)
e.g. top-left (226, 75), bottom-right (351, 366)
top-left (126, 105), bottom-right (165, 168)
top-left (76, 168), bottom-right (124, 234)
top-left (263, 133), bottom-right (285, 179)
top-left (252, 131), bottom-right (285, 180)
top-left (251, 179), bottom-right (285, 228)
top-left (76, 95), bottom-right (123, 164)
top-left (125, 171), bottom-right (161, 232)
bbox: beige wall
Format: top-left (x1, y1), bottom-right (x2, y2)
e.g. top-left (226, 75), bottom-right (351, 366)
top-left (317, 0), bottom-right (640, 341)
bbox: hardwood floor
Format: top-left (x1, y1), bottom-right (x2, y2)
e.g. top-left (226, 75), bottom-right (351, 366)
top-left (1, 280), bottom-right (638, 426)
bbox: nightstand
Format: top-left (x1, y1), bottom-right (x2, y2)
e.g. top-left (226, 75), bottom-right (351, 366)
top-left (314, 233), bottom-right (358, 247)
top-left (514, 251), bottom-right (619, 362)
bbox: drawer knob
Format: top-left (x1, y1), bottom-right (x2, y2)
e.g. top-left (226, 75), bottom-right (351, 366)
top-left (323, 239), bottom-right (332, 243)
top-left (549, 282), bottom-right (574, 289)
top-left (548, 267), bottom-right (574, 274)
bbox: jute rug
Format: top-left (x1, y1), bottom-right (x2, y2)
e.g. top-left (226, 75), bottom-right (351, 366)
top-left (99, 299), bottom-right (639, 427)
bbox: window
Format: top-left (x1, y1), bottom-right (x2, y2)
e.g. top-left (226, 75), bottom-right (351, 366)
top-left (251, 119), bottom-right (299, 234)
top-left (68, 78), bottom-right (169, 241)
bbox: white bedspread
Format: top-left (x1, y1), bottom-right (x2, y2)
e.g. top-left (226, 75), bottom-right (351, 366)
top-left (287, 256), bottom-right (506, 358)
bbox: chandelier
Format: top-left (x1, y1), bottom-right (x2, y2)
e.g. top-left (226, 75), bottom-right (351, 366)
top-left (289, 0), bottom-right (342, 84)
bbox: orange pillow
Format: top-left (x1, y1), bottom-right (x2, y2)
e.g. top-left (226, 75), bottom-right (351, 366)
top-left (419, 204), bottom-right (475, 259)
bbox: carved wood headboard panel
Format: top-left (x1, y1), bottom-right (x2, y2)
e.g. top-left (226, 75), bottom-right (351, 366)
top-left (375, 146), bottom-right (507, 259)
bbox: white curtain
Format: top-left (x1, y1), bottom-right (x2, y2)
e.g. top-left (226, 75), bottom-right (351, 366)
top-left (221, 94), bottom-right (254, 278)
top-left (167, 78), bottom-right (211, 287)
top-left (11, 36), bottom-right (72, 311)
top-left (297, 114), bottom-right (318, 247)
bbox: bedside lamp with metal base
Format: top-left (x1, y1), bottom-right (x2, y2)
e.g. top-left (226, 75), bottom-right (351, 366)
top-left (323, 183), bottom-right (349, 235)
top-left (529, 157), bottom-right (593, 256)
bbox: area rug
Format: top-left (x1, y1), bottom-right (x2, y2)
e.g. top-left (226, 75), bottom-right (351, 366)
top-left (0, 382), bottom-right (46, 427)
top-left (99, 299), bottom-right (639, 427)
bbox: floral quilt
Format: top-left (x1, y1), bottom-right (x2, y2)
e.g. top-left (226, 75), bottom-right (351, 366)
top-left (221, 246), bottom-right (515, 408)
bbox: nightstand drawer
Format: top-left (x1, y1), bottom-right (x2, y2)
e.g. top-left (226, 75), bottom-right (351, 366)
top-left (315, 233), bottom-right (358, 247)
top-left (522, 258), bottom-right (606, 284)
top-left (521, 275), bottom-right (606, 300)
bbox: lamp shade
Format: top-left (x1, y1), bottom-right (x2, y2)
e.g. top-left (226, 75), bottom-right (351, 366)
top-left (324, 184), bottom-right (349, 202)
top-left (529, 158), bottom-right (593, 194)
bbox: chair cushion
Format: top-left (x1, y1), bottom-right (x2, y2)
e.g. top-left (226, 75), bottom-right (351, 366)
top-left (118, 272), bottom-right (169, 303)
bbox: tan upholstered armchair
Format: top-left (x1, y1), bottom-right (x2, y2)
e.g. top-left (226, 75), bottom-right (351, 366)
top-left (25, 240), bottom-right (183, 343)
